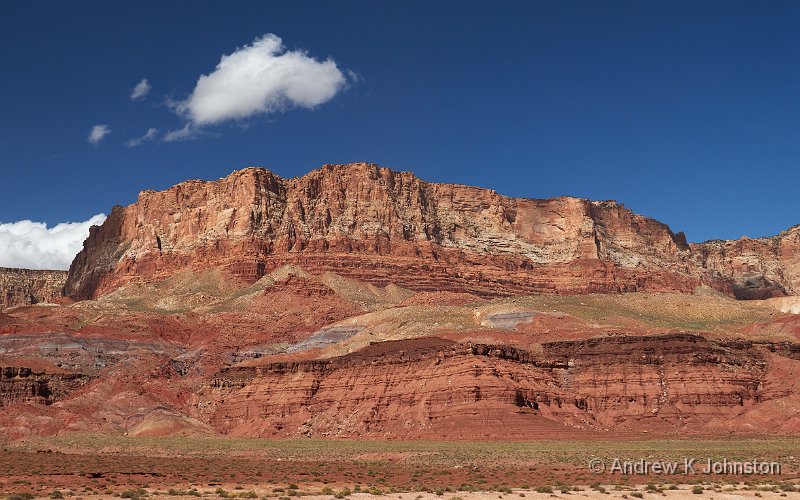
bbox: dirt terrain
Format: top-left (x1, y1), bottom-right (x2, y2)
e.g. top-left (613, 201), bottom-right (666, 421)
top-left (2, 436), bottom-right (799, 498)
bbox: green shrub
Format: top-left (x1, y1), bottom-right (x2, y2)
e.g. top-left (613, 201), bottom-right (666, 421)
top-left (121, 489), bottom-right (149, 500)
top-left (630, 493), bottom-right (643, 499)
top-left (534, 486), bottom-right (553, 494)
top-left (692, 485), bottom-right (704, 494)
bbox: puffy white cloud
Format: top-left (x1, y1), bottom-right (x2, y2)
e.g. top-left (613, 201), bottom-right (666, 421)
top-left (88, 124), bottom-right (111, 145)
top-left (130, 78), bottom-right (151, 100)
top-left (126, 127), bottom-right (158, 147)
top-left (0, 214), bottom-right (107, 270)
top-left (174, 34), bottom-right (346, 126)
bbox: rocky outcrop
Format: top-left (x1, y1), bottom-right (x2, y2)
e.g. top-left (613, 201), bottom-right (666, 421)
top-left (691, 227), bottom-right (800, 299)
top-left (0, 367), bottom-right (89, 406)
top-left (64, 163), bottom-right (799, 300)
top-left (0, 267), bottom-right (67, 309)
top-left (199, 334), bottom-right (798, 437)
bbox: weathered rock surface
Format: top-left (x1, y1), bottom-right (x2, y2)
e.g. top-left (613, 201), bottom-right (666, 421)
top-left (0, 366), bottom-right (89, 406)
top-left (64, 163), bottom-right (800, 301)
top-left (200, 334), bottom-right (800, 438)
top-left (0, 268), bottom-right (68, 309)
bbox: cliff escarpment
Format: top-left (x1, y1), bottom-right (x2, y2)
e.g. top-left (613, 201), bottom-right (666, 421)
top-left (63, 163), bottom-right (799, 301)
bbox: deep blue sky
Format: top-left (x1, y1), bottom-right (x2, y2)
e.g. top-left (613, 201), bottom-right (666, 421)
top-left (2, 0), bottom-right (799, 242)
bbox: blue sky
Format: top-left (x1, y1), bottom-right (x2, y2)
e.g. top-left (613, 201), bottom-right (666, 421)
top-left (2, 1), bottom-right (800, 268)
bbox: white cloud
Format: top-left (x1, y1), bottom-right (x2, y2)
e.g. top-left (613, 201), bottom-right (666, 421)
top-left (174, 34), bottom-right (346, 126)
top-left (130, 78), bottom-right (151, 101)
top-left (126, 127), bottom-right (159, 147)
top-left (163, 124), bottom-right (198, 142)
top-left (347, 69), bottom-right (362, 82)
top-left (0, 214), bottom-right (107, 270)
top-left (88, 124), bottom-right (111, 145)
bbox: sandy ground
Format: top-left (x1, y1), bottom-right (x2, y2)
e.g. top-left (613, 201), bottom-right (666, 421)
top-left (7, 487), bottom-right (798, 500)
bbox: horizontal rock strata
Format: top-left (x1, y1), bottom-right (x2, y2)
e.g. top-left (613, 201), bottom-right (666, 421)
top-left (64, 163), bottom-right (800, 300)
top-left (200, 334), bottom-right (797, 438)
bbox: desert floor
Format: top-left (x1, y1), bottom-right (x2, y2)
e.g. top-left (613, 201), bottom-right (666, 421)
top-left (2, 436), bottom-right (800, 499)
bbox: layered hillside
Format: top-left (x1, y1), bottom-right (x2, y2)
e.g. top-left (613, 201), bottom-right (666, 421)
top-left (0, 268), bottom-right (68, 309)
top-left (203, 334), bottom-right (800, 437)
top-left (3, 256), bottom-right (800, 438)
top-left (64, 163), bottom-right (800, 301)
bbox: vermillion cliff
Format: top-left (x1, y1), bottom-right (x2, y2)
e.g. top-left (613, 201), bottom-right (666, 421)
top-left (0, 268), bottom-right (68, 310)
top-left (1, 162), bottom-right (799, 441)
top-left (65, 163), bottom-right (799, 301)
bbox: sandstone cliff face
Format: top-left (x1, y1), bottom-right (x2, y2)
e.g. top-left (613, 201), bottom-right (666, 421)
top-left (690, 227), bottom-right (800, 299)
top-left (64, 163), bottom-right (799, 300)
top-left (0, 268), bottom-right (68, 309)
top-left (199, 334), bottom-right (798, 437)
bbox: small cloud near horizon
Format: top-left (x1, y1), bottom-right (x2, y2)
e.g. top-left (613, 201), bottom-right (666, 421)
top-left (130, 78), bottom-right (151, 101)
top-left (164, 34), bottom-right (348, 140)
top-left (0, 214), bottom-right (107, 270)
top-left (87, 124), bottom-right (111, 145)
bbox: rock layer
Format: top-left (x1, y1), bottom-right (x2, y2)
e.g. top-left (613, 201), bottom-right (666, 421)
top-left (64, 163), bottom-right (800, 301)
top-left (0, 366), bottom-right (89, 406)
top-left (0, 268), bottom-right (68, 310)
top-left (200, 334), bottom-right (800, 437)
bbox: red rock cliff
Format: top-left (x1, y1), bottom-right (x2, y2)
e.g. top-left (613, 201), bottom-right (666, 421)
top-left (64, 163), bottom-right (799, 300)
top-left (0, 268), bottom-right (68, 309)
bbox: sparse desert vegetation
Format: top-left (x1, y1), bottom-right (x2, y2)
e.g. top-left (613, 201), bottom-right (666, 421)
top-left (1, 436), bottom-right (798, 498)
